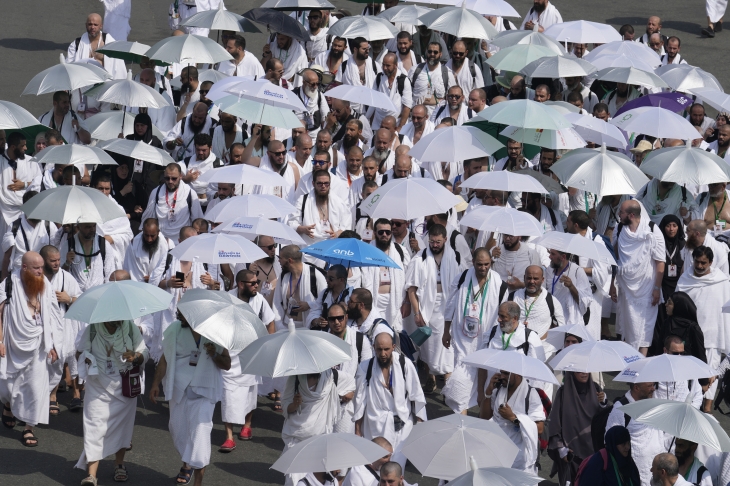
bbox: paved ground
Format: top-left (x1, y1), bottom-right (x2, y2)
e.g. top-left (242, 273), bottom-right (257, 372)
top-left (1, 0), bottom-right (729, 484)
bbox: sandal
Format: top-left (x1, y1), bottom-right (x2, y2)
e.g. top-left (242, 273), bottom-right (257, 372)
top-left (273, 399), bottom-right (282, 413)
top-left (176, 466), bottom-right (193, 485)
top-left (69, 397), bottom-right (83, 412)
top-left (2, 405), bottom-right (16, 428)
top-left (114, 464), bottom-right (128, 482)
top-left (50, 401), bottom-right (60, 416)
top-left (266, 392), bottom-right (277, 401)
top-left (80, 475), bottom-right (98, 486)
top-left (423, 377), bottom-right (437, 394)
top-left (22, 429), bottom-right (38, 447)
top-left (218, 439), bottom-right (236, 453)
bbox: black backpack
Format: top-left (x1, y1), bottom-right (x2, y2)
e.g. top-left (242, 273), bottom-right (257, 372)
top-left (74, 33), bottom-right (107, 52)
top-left (375, 72), bottom-right (408, 98)
top-left (590, 395), bottom-right (630, 453)
top-left (433, 104), bottom-right (474, 122)
top-left (183, 156), bottom-right (223, 169)
top-left (67, 233), bottom-right (107, 277)
top-left (455, 269), bottom-right (509, 301)
top-left (486, 324), bottom-right (535, 355)
top-left (508, 290), bottom-right (559, 328)
top-left (715, 368), bottom-right (730, 415)
top-left (11, 219), bottom-right (51, 251)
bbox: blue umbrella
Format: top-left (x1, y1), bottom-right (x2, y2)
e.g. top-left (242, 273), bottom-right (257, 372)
top-left (301, 239), bottom-right (402, 269)
top-left (614, 92), bottom-right (694, 117)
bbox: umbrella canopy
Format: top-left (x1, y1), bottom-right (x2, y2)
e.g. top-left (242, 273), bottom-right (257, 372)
top-left (588, 53), bottom-right (658, 72)
top-left (490, 29), bottom-right (566, 55)
top-left (401, 414), bottom-right (519, 480)
top-left (620, 398), bottom-right (730, 452)
top-left (533, 231), bottom-right (616, 265)
top-left (486, 44), bottom-right (559, 72)
top-left (206, 76), bottom-right (255, 102)
top-left (545, 324), bottom-right (595, 351)
top-left (544, 101), bottom-right (580, 115)
top-left (609, 107), bottom-right (700, 141)
top-left (326, 85), bottom-right (397, 112)
top-left (213, 216), bottom-right (306, 246)
top-left (514, 169), bottom-right (565, 194)
top-left (459, 206), bottom-right (545, 237)
top-left (65, 280), bottom-right (173, 324)
top-left (461, 171), bottom-right (548, 193)
top-left (261, 0), bottom-right (335, 10)
top-left (655, 64), bottom-right (723, 93)
top-left (594, 66), bottom-right (668, 89)
top-left (640, 144), bottom-right (730, 186)
top-left (543, 20), bottom-right (622, 44)
top-left (21, 185), bottom-right (126, 224)
top-left (520, 55), bottom-right (596, 79)
top-left (408, 125), bottom-right (503, 163)
top-left (22, 53), bottom-right (111, 96)
top-left (499, 126), bottom-right (586, 150)
top-left (327, 16), bottom-right (398, 40)
top-left (183, 2), bottom-right (262, 32)
top-left (548, 340), bottom-right (643, 372)
top-left (205, 194), bottom-right (296, 222)
top-left (462, 0), bottom-right (520, 17)
top-left (475, 99), bottom-right (572, 131)
top-left (449, 462), bottom-right (542, 486)
top-left (614, 92), bottom-right (695, 118)
top-left (170, 69), bottom-right (231, 89)
top-left (177, 289), bottom-right (267, 354)
top-left (418, 4), bottom-right (498, 39)
top-left (272, 433), bottom-right (391, 474)
top-left (216, 95), bottom-right (303, 129)
top-left (222, 78), bottom-right (305, 112)
top-left (33, 144), bottom-right (118, 167)
top-left (85, 111), bottom-right (165, 141)
top-left (96, 139), bottom-right (175, 166)
top-left (95, 41), bottom-right (168, 65)
top-left (84, 71), bottom-right (170, 108)
top-left (564, 113), bottom-right (628, 148)
top-left (462, 349), bottom-right (557, 384)
top-left (690, 87), bottom-right (730, 113)
top-left (377, 4), bottom-right (433, 26)
top-left (242, 8), bottom-right (310, 42)
top-left (198, 163), bottom-right (286, 186)
top-left (584, 41), bottom-right (661, 68)
top-left (170, 233), bottom-right (267, 264)
top-left (360, 178), bottom-right (462, 220)
top-left (550, 144), bottom-right (650, 196)
top-left (145, 34), bottom-right (233, 65)
top-left (238, 320), bottom-right (352, 377)
top-left (0, 101), bottom-right (47, 130)
top-left (300, 239), bottom-right (402, 268)
top-left (614, 355), bottom-right (716, 384)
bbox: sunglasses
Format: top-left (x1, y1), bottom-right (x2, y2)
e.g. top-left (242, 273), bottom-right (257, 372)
top-left (327, 315), bottom-right (346, 322)
top-left (452, 51), bottom-right (466, 56)
top-left (164, 176), bottom-right (179, 181)
top-left (269, 150), bottom-right (287, 156)
top-left (668, 351), bottom-right (686, 355)
top-left (315, 181), bottom-right (330, 187)
top-left (312, 159), bottom-right (329, 166)
top-left (199, 90), bottom-right (209, 95)
top-left (377, 229), bottom-right (392, 236)
top-left (446, 94), bottom-right (461, 99)
top-left (427, 50), bottom-right (440, 54)
top-left (241, 280), bottom-right (259, 286)
top-left (259, 244), bottom-right (276, 250)
top-left (392, 221), bottom-right (406, 227)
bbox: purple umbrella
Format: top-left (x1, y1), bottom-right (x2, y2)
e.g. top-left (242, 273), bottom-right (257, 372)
top-left (615, 92), bottom-right (694, 117)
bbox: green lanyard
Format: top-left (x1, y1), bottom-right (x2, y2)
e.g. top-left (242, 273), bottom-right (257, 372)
top-left (501, 329), bottom-right (515, 350)
top-left (462, 276), bottom-right (490, 321)
top-left (682, 458), bottom-right (698, 482)
top-left (523, 296), bottom-right (538, 320)
top-left (610, 453), bottom-right (633, 486)
top-left (714, 193), bottom-right (727, 220)
top-left (584, 192), bottom-right (590, 213)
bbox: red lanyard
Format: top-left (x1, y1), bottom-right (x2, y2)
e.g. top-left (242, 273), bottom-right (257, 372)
top-left (165, 188), bottom-right (178, 212)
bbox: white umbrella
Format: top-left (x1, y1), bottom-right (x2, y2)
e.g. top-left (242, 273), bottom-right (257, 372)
top-left (689, 87), bottom-right (730, 113)
top-left (532, 231), bottom-right (616, 265)
top-left (463, 0), bottom-right (520, 17)
top-left (564, 112), bottom-right (628, 149)
top-left (170, 68), bottom-right (230, 89)
top-left (418, 4), bottom-right (498, 39)
top-left (408, 125), bottom-right (503, 163)
top-left (377, 4), bottom-right (434, 26)
top-left (271, 433), bottom-right (390, 474)
top-left (620, 398), bottom-right (730, 452)
top-left (182, 2), bottom-right (262, 32)
top-left (84, 70), bottom-right (170, 108)
top-left (639, 144), bottom-right (730, 186)
top-left (360, 178), bottom-right (462, 220)
top-left (460, 171), bottom-right (548, 193)
top-left (170, 233), bottom-right (267, 264)
top-left (655, 64), bottom-right (723, 93)
top-left (613, 355), bottom-right (716, 384)
top-left (85, 111), bottom-right (165, 141)
top-left (0, 101), bottom-right (47, 130)
top-left (490, 28), bottom-right (567, 56)
top-left (177, 289), bottom-right (267, 354)
top-left (475, 99), bottom-right (572, 131)
top-left (595, 66), bottom-right (669, 89)
top-left (462, 348), bottom-right (558, 384)
top-left (198, 163), bottom-right (286, 186)
top-left (449, 461), bottom-right (542, 486)
top-left (588, 54), bottom-right (658, 72)
top-left (544, 101), bottom-right (580, 115)
top-left (96, 139), bottom-right (175, 166)
top-left (545, 324), bottom-right (594, 351)
top-left (550, 144), bottom-right (650, 196)
top-left (325, 85), bottom-right (397, 112)
top-left (21, 185), bottom-right (126, 224)
top-left (145, 34), bottom-right (233, 65)
top-left (548, 340), bottom-right (643, 372)
top-left (486, 44), bottom-right (559, 73)
top-left (499, 126), bottom-right (587, 150)
top-left (213, 216), bottom-right (306, 246)
top-left (216, 95), bottom-right (303, 129)
top-left (204, 194), bottom-right (297, 222)
top-left (206, 76), bottom-right (256, 102)
top-left (543, 20), bottom-right (622, 44)
top-left (401, 414), bottom-right (519, 480)
top-left (33, 144), bottom-right (118, 167)
top-left (514, 169), bottom-right (565, 194)
top-left (22, 53), bottom-right (111, 96)
top-left (261, 0), bottom-right (335, 9)
top-left (238, 320), bottom-right (352, 377)
top-left (520, 55), bottom-right (596, 79)
top-left (222, 78), bottom-right (305, 112)
top-left (584, 41), bottom-right (661, 68)
top-left (459, 206), bottom-right (545, 237)
top-left (609, 107), bottom-right (700, 141)
top-left (326, 16), bottom-right (398, 40)
top-left (65, 280), bottom-right (173, 324)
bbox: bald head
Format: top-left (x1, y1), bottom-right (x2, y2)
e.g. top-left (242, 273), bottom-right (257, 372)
top-left (179, 226), bottom-right (197, 242)
top-left (110, 270), bottom-right (131, 281)
top-left (687, 220), bottom-right (708, 236)
top-left (620, 199), bottom-right (642, 221)
top-left (86, 13), bottom-right (103, 39)
top-left (192, 102), bottom-right (208, 117)
top-left (172, 29), bottom-right (186, 36)
top-left (374, 331), bottom-right (395, 347)
top-left (372, 437), bottom-right (393, 453)
top-left (492, 95), bottom-right (508, 104)
top-left (394, 145), bottom-right (410, 156)
top-left (295, 133), bottom-right (312, 148)
top-left (663, 139), bottom-right (684, 148)
top-left (268, 139), bottom-right (285, 152)
top-left (376, 128), bottom-right (393, 143)
top-left (87, 13), bottom-right (102, 24)
top-left (22, 251), bottom-right (43, 268)
top-left (381, 116), bottom-right (397, 133)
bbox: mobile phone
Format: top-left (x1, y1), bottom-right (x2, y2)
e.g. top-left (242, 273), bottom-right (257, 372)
top-left (175, 271), bottom-right (185, 281)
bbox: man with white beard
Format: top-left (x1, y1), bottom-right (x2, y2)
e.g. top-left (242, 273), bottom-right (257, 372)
top-left (264, 33), bottom-right (308, 89)
top-left (675, 246), bottom-right (730, 413)
top-left (293, 69), bottom-right (330, 139)
top-left (123, 218), bottom-right (170, 287)
top-left (442, 249), bottom-right (505, 413)
top-left (681, 220), bottom-right (729, 276)
top-left (354, 333), bottom-right (427, 469)
top-left (219, 270), bottom-right (275, 451)
top-left (365, 129), bottom-right (397, 174)
top-left (430, 86), bottom-right (473, 126)
top-left (60, 223), bottom-right (116, 292)
top-left (342, 437), bottom-right (393, 486)
top-left (0, 252), bottom-right (63, 447)
top-left (94, 175), bottom-right (134, 268)
top-left (406, 224), bottom-right (465, 392)
top-left (5, 191), bottom-right (58, 273)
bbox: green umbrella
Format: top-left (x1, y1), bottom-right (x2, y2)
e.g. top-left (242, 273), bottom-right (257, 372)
top-left (465, 119), bottom-right (540, 161)
top-left (486, 44), bottom-right (558, 73)
top-left (96, 41), bottom-right (171, 67)
top-left (216, 95), bottom-right (304, 129)
top-left (65, 280), bottom-right (173, 324)
top-left (472, 99), bottom-right (572, 131)
top-left (5, 124), bottom-right (61, 156)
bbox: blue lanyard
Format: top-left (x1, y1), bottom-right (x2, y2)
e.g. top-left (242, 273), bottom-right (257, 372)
top-left (551, 263), bottom-right (569, 294)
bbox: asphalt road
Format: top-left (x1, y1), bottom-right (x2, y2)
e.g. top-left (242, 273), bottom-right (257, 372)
top-left (0, 0), bottom-right (729, 484)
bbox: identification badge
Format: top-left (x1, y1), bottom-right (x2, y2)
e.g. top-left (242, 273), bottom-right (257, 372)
top-left (363, 229), bottom-right (373, 241)
top-left (653, 203), bottom-right (664, 215)
top-left (133, 160), bottom-right (144, 173)
top-left (77, 102), bottom-right (86, 112)
top-left (716, 219), bottom-right (726, 232)
top-left (189, 350), bottom-right (200, 366)
top-left (274, 186), bottom-right (283, 198)
top-left (463, 316), bottom-right (479, 339)
top-left (468, 302), bottom-right (480, 318)
top-left (379, 268), bottom-right (391, 284)
top-left (105, 359), bottom-right (115, 375)
top-left (668, 264), bottom-right (677, 277)
top-left (261, 281), bottom-right (272, 296)
top-left (288, 299), bottom-right (300, 317)
top-left (168, 210), bottom-right (176, 222)
top-left (33, 313), bottom-right (42, 327)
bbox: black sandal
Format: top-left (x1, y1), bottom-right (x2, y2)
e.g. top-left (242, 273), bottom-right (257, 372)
top-left (22, 429), bottom-right (38, 447)
top-left (273, 399), bottom-right (282, 413)
top-left (49, 401), bottom-right (60, 416)
top-left (176, 466), bottom-right (193, 484)
top-left (2, 405), bottom-right (16, 428)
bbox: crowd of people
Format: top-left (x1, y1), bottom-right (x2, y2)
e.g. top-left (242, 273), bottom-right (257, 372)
top-left (1, 1), bottom-right (730, 486)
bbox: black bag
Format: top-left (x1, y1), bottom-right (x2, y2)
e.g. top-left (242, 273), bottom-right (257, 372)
top-left (714, 368), bottom-right (730, 415)
top-left (590, 395), bottom-right (630, 452)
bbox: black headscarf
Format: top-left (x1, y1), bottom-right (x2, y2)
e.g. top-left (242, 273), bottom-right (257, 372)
top-left (659, 214), bottom-right (685, 299)
top-left (127, 113), bottom-right (153, 143)
top-left (670, 291), bottom-right (698, 322)
top-left (578, 425), bottom-right (640, 486)
top-left (660, 214), bottom-right (685, 257)
top-left (548, 372), bottom-right (602, 461)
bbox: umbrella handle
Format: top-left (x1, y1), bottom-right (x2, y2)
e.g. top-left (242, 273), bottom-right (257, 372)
top-left (121, 105), bottom-right (126, 134)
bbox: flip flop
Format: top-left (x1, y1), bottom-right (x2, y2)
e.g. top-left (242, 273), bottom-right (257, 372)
top-left (218, 439), bottom-right (236, 453)
top-left (114, 464), bottom-right (128, 482)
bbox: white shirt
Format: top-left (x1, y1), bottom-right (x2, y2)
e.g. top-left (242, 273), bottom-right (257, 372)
top-left (409, 63), bottom-right (456, 116)
top-left (519, 2), bottom-right (562, 30)
top-left (216, 51), bottom-right (265, 78)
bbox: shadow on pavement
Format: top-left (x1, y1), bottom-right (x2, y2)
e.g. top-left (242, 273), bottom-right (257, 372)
top-left (0, 38), bottom-right (70, 52)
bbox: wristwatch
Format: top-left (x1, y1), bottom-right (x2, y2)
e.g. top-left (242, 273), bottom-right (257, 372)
top-left (512, 418), bottom-right (520, 426)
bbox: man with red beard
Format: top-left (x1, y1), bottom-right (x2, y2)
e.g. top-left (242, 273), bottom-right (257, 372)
top-left (0, 251), bottom-right (63, 447)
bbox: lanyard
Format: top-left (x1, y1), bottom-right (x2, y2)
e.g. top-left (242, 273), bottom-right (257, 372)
top-left (666, 245), bottom-right (677, 260)
top-left (165, 188), bottom-right (178, 212)
top-left (289, 272), bottom-right (302, 299)
top-left (551, 263), bottom-right (569, 294)
top-left (714, 193), bottom-right (727, 220)
top-left (610, 453), bottom-right (632, 486)
top-left (462, 276), bottom-right (490, 321)
top-left (682, 457), bottom-right (698, 481)
top-left (523, 295), bottom-right (538, 320)
top-left (501, 329), bottom-right (515, 350)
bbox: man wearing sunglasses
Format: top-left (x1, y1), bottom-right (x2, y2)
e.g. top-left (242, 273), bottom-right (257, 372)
top-left (430, 86), bottom-right (472, 126)
top-left (294, 151), bottom-right (349, 203)
top-left (654, 336), bottom-right (704, 409)
top-left (291, 170), bottom-right (351, 245)
top-left (244, 139), bottom-right (301, 205)
top-left (327, 303), bottom-right (363, 435)
top-left (409, 42), bottom-right (455, 116)
top-left (446, 40), bottom-right (484, 98)
top-left (399, 105), bottom-right (434, 146)
top-left (247, 235), bottom-right (280, 309)
top-left (308, 265), bottom-right (353, 331)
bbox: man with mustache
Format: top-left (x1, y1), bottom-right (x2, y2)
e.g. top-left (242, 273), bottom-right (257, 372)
top-left (293, 69), bottom-right (329, 139)
top-left (399, 105), bottom-right (434, 145)
top-left (60, 222), bottom-right (117, 292)
top-left (0, 251), bottom-right (63, 447)
top-left (123, 218), bottom-right (170, 286)
top-left (0, 133), bottom-right (42, 239)
top-left (164, 102), bottom-right (215, 162)
top-left (519, 0), bottom-right (563, 32)
top-left (311, 37), bottom-right (349, 83)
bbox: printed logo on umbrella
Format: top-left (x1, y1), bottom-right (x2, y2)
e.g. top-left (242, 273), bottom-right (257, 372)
top-left (263, 89), bottom-right (285, 99)
top-left (366, 194), bottom-right (381, 207)
top-left (218, 250), bottom-right (242, 258)
top-left (333, 249), bottom-right (355, 256)
top-left (232, 223), bottom-right (254, 229)
top-left (623, 355), bottom-right (641, 363)
top-left (619, 369), bottom-right (639, 377)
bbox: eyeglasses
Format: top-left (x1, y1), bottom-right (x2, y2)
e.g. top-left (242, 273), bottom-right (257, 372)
top-left (452, 51), bottom-right (466, 56)
top-left (312, 159), bottom-right (329, 166)
top-left (427, 50), bottom-right (440, 54)
top-left (377, 229), bottom-right (392, 236)
top-left (259, 244), bottom-right (276, 250)
top-left (199, 90), bottom-right (209, 95)
top-left (392, 221), bottom-right (406, 227)
top-left (241, 280), bottom-right (259, 286)
top-left (327, 315), bottom-right (346, 322)
top-left (315, 181), bottom-right (330, 187)
top-left (269, 150), bottom-right (287, 156)
top-left (349, 299), bottom-right (361, 306)
top-left (668, 351), bottom-right (686, 355)
top-left (446, 94), bottom-right (461, 99)
top-left (164, 176), bottom-right (179, 181)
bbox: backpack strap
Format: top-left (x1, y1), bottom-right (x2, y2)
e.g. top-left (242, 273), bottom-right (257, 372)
top-left (371, 58), bottom-right (378, 75)
top-left (521, 327), bottom-right (533, 355)
top-left (4, 275), bottom-right (12, 303)
top-left (301, 193), bottom-right (309, 221)
top-left (508, 291), bottom-right (515, 301)
top-left (365, 357), bottom-right (374, 386)
top-left (356, 332), bottom-right (364, 363)
top-left (306, 262), bottom-right (323, 298)
top-left (547, 206), bottom-right (558, 228)
top-left (375, 72), bottom-right (383, 90)
top-left (441, 63), bottom-right (449, 91)
top-left (696, 465), bottom-right (708, 486)
top-left (456, 269), bottom-right (469, 289)
top-left (545, 293), bottom-right (558, 327)
top-left (332, 368), bottom-right (339, 387)
top-left (616, 395), bottom-right (631, 426)
top-left (97, 235), bottom-right (106, 271)
top-left (699, 192), bottom-right (709, 206)
top-left (396, 74), bottom-right (406, 98)
top-left (498, 281), bottom-right (509, 302)
top-left (468, 60), bottom-right (476, 83)
top-left (449, 230), bottom-right (461, 265)
top-left (183, 156), bottom-right (191, 167)
top-left (412, 63), bottom-right (425, 86)
top-left (393, 242), bottom-right (405, 263)
top-left (164, 252), bottom-right (173, 275)
top-left (502, 18), bottom-right (512, 30)
top-left (487, 325), bottom-right (498, 345)
top-left (213, 157), bottom-right (223, 169)
top-left (434, 104), bottom-right (447, 120)
top-left (381, 174), bottom-right (388, 185)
